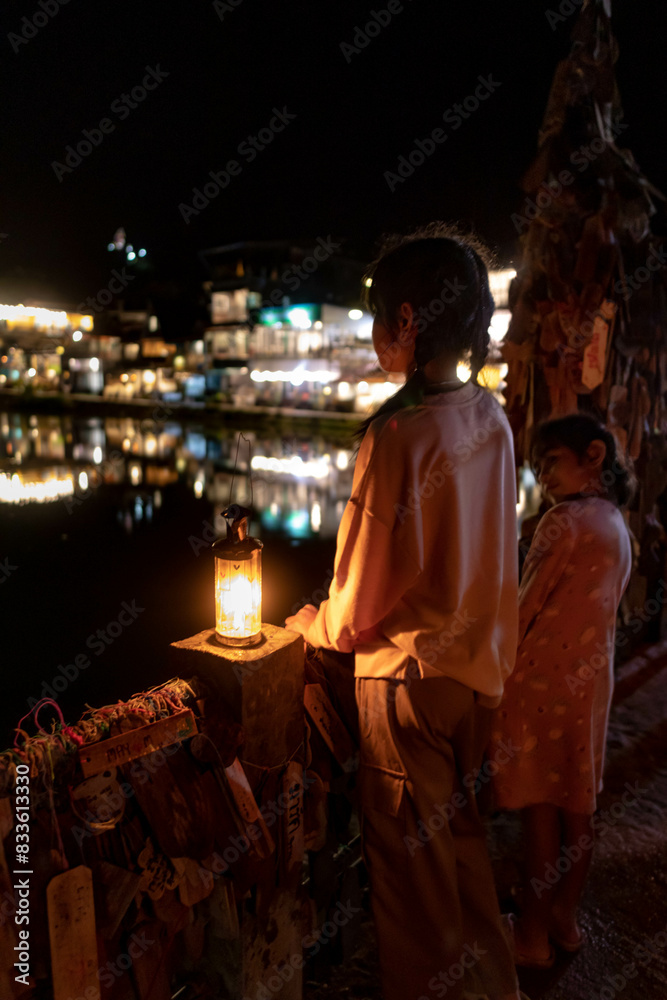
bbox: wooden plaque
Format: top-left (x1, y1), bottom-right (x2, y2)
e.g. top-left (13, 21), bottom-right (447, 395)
top-left (78, 710), bottom-right (197, 777)
top-left (47, 866), bottom-right (98, 1000)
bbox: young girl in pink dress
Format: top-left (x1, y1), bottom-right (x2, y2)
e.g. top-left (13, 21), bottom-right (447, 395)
top-left (490, 413), bottom-right (633, 968)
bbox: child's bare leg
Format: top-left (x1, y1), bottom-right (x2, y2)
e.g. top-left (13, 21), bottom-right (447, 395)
top-left (550, 809), bottom-right (594, 946)
top-left (514, 803), bottom-right (561, 959)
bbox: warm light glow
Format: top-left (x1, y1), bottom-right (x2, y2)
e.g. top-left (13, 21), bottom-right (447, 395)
top-left (27, 368), bottom-right (36, 377)
top-left (488, 269), bottom-right (516, 309)
top-left (323, 385), bottom-right (332, 395)
top-left (143, 370), bottom-right (156, 385)
top-left (56, 345), bottom-right (65, 355)
top-left (93, 446), bottom-right (103, 464)
top-left (78, 472), bottom-right (88, 490)
top-left (478, 363), bottom-right (508, 392)
top-left (0, 304), bottom-right (68, 329)
top-left (489, 308), bottom-right (511, 343)
top-left (72, 331), bottom-right (83, 342)
top-left (364, 277), bottom-right (373, 287)
top-left (310, 502), bottom-right (322, 532)
top-left (336, 450), bottom-right (349, 471)
top-left (89, 357), bottom-right (100, 372)
top-left (338, 381), bottom-right (351, 400)
top-left (120, 373), bottom-right (129, 383)
top-left (130, 464), bottom-right (142, 485)
top-left (251, 454), bottom-right (330, 480)
top-left (214, 544), bottom-right (262, 646)
top-left (457, 362), bottom-right (472, 383)
top-left (0, 472), bottom-right (74, 504)
top-left (194, 480), bottom-right (203, 498)
top-left (314, 320), bottom-right (323, 330)
top-left (348, 309), bottom-right (363, 321)
top-left (80, 316), bottom-right (94, 331)
top-left (250, 368), bottom-right (336, 384)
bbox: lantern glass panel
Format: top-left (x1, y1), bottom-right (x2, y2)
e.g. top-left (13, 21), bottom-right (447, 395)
top-left (214, 547), bottom-right (262, 645)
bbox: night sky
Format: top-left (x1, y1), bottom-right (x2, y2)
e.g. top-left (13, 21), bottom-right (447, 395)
top-left (2, 0), bottom-right (667, 307)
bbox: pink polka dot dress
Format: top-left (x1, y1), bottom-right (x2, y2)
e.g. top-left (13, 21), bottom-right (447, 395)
top-left (490, 497), bottom-right (632, 815)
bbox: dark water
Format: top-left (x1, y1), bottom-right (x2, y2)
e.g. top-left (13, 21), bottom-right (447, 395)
top-left (0, 409), bottom-right (356, 749)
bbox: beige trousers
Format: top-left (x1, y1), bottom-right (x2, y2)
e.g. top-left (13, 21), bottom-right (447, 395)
top-left (355, 675), bottom-right (517, 1000)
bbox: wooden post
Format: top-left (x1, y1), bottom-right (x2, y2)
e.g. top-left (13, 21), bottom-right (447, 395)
top-left (170, 623), bottom-right (305, 1000)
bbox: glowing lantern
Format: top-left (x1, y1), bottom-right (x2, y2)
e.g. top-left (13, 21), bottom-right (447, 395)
top-left (212, 505), bottom-right (263, 646)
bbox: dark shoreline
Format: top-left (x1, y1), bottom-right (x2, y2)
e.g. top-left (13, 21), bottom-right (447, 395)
top-left (0, 388), bottom-right (361, 440)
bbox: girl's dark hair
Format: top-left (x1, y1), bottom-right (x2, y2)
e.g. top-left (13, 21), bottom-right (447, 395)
top-left (356, 222), bottom-right (495, 437)
top-left (531, 413), bottom-right (635, 508)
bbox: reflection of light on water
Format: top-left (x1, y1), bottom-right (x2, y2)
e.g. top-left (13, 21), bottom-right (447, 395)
top-left (286, 509), bottom-right (310, 538)
top-left (310, 502), bottom-right (321, 533)
top-left (251, 454), bottom-right (330, 480)
top-left (0, 472), bottom-right (74, 504)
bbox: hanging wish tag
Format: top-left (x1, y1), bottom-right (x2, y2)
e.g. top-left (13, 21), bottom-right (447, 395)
top-left (224, 757), bottom-right (275, 857)
top-left (47, 866), bottom-right (98, 1000)
top-left (78, 709), bottom-right (197, 777)
top-left (304, 684), bottom-right (358, 772)
top-left (71, 768), bottom-right (125, 831)
top-left (280, 762), bottom-right (304, 884)
top-left (582, 300), bottom-right (615, 390)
